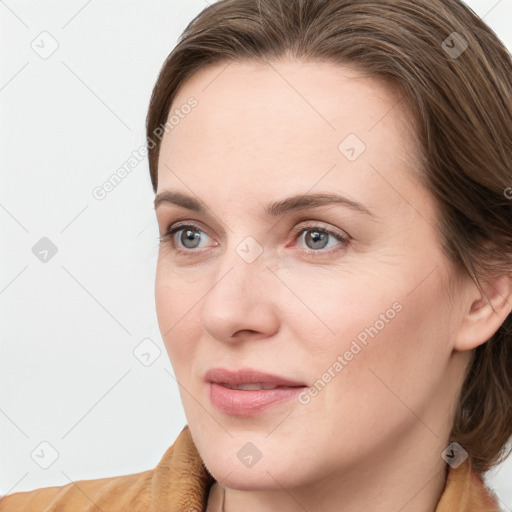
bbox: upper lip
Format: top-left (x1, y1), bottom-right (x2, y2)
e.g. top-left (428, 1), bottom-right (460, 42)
top-left (205, 367), bottom-right (307, 387)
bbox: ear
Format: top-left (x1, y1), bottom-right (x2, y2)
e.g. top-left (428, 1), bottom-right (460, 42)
top-left (454, 273), bottom-right (512, 352)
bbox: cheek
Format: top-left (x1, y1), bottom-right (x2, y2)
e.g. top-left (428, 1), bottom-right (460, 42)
top-left (314, 273), bottom-right (453, 434)
top-left (275, 265), bottom-right (404, 354)
top-left (284, 264), bottom-right (453, 399)
top-left (155, 254), bottom-right (208, 325)
top-left (155, 260), bottom-right (204, 367)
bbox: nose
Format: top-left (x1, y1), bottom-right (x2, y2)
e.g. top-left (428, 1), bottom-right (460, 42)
top-left (200, 243), bottom-right (280, 343)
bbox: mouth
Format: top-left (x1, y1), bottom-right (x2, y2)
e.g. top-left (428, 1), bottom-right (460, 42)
top-left (217, 383), bottom-right (305, 390)
top-left (204, 367), bottom-right (308, 388)
top-left (204, 367), bottom-right (308, 416)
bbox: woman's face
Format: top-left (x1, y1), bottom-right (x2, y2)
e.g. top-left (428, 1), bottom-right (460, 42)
top-left (154, 60), bottom-right (468, 490)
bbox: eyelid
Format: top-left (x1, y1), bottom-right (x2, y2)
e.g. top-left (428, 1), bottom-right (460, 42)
top-left (286, 221), bottom-right (351, 257)
top-left (160, 219), bottom-right (351, 256)
top-left (160, 221), bottom-right (216, 249)
top-left (288, 220), bottom-right (350, 241)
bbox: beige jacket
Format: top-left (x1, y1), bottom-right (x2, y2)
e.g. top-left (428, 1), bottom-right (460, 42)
top-left (0, 425), bottom-right (500, 512)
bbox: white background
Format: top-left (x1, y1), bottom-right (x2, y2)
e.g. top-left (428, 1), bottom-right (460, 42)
top-left (1, 0), bottom-right (511, 507)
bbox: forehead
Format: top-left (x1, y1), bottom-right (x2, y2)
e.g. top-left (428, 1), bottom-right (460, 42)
top-left (156, 59), bottom-right (420, 201)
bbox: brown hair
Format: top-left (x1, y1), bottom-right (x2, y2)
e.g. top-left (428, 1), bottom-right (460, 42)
top-left (146, 0), bottom-right (512, 473)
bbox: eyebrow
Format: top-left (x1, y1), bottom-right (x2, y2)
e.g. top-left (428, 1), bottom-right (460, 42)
top-left (154, 191), bottom-right (374, 217)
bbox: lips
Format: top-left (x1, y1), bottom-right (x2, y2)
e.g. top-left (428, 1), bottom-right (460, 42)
top-left (204, 367), bottom-right (308, 388)
top-left (223, 383), bottom-right (285, 390)
top-left (205, 367), bottom-right (308, 416)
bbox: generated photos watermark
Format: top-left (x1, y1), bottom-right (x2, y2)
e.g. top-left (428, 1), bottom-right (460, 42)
top-left (298, 301), bottom-right (403, 405)
top-left (92, 96), bottom-right (198, 201)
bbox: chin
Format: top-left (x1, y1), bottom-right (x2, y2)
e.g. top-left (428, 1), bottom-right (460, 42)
top-left (206, 458), bottom-right (301, 491)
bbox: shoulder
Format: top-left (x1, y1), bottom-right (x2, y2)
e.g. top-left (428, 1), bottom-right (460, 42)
top-left (0, 468), bottom-right (154, 512)
top-left (437, 459), bottom-right (501, 512)
top-left (0, 426), bottom-right (211, 512)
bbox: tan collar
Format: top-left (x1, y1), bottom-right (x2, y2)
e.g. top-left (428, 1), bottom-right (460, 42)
top-left (152, 425), bottom-right (499, 512)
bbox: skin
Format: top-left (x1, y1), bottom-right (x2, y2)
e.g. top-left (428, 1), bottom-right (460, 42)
top-left (153, 59), bottom-right (512, 512)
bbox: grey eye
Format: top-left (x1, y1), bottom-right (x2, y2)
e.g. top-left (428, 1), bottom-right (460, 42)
top-left (178, 228), bottom-right (203, 249)
top-left (304, 230), bottom-right (330, 250)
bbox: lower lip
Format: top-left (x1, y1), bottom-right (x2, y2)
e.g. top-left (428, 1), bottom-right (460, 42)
top-left (209, 382), bottom-right (306, 416)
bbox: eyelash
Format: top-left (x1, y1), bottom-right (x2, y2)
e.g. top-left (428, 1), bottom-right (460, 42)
top-left (159, 221), bottom-right (351, 258)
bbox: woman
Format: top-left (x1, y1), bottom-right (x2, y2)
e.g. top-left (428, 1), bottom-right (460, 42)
top-left (1, 0), bottom-right (511, 510)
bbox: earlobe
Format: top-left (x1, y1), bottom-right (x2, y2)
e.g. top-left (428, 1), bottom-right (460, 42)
top-left (454, 274), bottom-right (512, 352)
